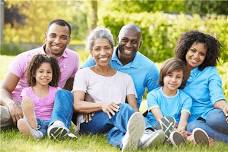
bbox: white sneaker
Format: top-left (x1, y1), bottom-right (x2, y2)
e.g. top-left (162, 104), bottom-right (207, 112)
top-left (169, 131), bottom-right (185, 146)
top-left (122, 112), bottom-right (145, 152)
top-left (140, 129), bottom-right (165, 149)
top-left (192, 128), bottom-right (209, 145)
top-left (47, 120), bottom-right (69, 140)
top-left (159, 116), bottom-right (176, 138)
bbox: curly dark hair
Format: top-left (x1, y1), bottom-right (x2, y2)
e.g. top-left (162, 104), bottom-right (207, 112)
top-left (159, 58), bottom-right (186, 89)
top-left (27, 54), bottom-right (60, 87)
top-left (175, 31), bottom-right (221, 70)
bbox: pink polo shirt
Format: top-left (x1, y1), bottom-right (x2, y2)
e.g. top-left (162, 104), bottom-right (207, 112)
top-left (9, 46), bottom-right (79, 103)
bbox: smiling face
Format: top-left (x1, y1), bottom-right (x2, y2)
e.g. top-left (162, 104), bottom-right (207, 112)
top-left (118, 28), bottom-right (141, 59)
top-left (185, 42), bottom-right (207, 69)
top-left (91, 38), bottom-right (113, 67)
top-left (35, 62), bottom-right (53, 87)
top-left (45, 23), bottom-right (70, 57)
top-left (163, 69), bottom-right (184, 94)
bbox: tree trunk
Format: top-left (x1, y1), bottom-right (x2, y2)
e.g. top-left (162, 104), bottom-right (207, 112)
top-left (90, 0), bottom-right (97, 30)
top-left (0, 0), bottom-right (4, 47)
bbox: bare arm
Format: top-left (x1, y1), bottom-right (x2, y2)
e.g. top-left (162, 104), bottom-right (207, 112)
top-left (151, 107), bottom-right (163, 121)
top-left (73, 91), bottom-right (120, 118)
top-left (0, 73), bottom-right (19, 105)
top-left (0, 73), bottom-right (23, 124)
top-left (63, 77), bottom-right (74, 91)
top-left (73, 91), bottom-right (102, 113)
top-left (177, 111), bottom-right (190, 131)
top-left (214, 99), bottom-right (228, 123)
top-left (214, 99), bottom-right (228, 114)
top-left (126, 94), bottom-right (138, 112)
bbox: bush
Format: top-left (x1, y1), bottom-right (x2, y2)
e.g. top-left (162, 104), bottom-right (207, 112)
top-left (1, 43), bottom-right (24, 56)
top-left (100, 12), bottom-right (228, 62)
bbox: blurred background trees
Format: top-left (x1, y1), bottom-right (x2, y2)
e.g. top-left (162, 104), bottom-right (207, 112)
top-left (1, 0), bottom-right (228, 62)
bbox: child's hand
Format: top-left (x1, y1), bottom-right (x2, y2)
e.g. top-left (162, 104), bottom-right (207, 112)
top-left (177, 129), bottom-right (188, 138)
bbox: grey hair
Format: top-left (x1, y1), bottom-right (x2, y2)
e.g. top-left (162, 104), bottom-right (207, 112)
top-left (87, 27), bottom-right (114, 51)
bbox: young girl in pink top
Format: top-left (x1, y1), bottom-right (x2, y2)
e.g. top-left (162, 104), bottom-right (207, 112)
top-left (17, 54), bottom-right (60, 139)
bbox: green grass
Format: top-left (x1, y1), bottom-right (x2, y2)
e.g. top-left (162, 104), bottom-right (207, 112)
top-left (0, 55), bottom-right (228, 151)
top-left (1, 129), bottom-right (228, 152)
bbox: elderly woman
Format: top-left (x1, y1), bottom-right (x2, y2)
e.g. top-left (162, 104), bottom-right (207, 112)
top-left (73, 27), bottom-right (145, 151)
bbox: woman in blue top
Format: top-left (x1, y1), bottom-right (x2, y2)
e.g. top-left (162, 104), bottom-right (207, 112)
top-left (175, 31), bottom-right (228, 143)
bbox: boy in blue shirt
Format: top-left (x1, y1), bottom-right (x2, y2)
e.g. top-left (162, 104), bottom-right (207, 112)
top-left (147, 58), bottom-right (209, 146)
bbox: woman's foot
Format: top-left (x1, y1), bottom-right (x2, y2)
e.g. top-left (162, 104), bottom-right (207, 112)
top-left (192, 128), bottom-right (209, 145)
top-left (122, 112), bottom-right (145, 152)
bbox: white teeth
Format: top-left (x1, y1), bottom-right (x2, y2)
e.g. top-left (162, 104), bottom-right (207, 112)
top-left (99, 58), bottom-right (108, 61)
top-left (52, 45), bottom-right (61, 49)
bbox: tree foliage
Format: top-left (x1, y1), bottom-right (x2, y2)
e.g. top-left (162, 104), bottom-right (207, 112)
top-left (100, 12), bottom-right (228, 62)
top-left (4, 0), bottom-right (88, 43)
top-left (101, 0), bottom-right (228, 15)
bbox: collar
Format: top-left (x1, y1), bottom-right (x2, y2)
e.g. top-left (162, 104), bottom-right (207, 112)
top-left (111, 47), bottom-right (140, 68)
top-left (42, 44), bottom-right (68, 58)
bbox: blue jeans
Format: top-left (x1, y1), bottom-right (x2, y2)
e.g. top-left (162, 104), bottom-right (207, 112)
top-left (37, 119), bottom-right (50, 135)
top-left (187, 109), bottom-right (228, 143)
top-left (79, 103), bottom-right (135, 148)
top-left (49, 89), bottom-right (74, 129)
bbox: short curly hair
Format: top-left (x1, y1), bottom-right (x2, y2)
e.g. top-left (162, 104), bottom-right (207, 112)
top-left (27, 54), bottom-right (60, 87)
top-left (175, 31), bottom-right (221, 70)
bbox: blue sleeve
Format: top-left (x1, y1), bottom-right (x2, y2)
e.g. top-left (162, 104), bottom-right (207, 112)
top-left (147, 91), bottom-right (159, 110)
top-left (181, 94), bottom-right (192, 114)
top-left (81, 56), bottom-right (96, 68)
top-left (146, 63), bottom-right (160, 92)
top-left (208, 68), bottom-right (225, 104)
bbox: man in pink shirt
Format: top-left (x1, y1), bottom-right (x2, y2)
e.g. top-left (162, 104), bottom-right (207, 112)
top-left (0, 19), bottom-right (79, 130)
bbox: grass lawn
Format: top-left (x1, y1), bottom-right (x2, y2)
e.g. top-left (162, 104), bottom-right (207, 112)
top-left (1, 129), bottom-right (228, 152)
top-left (0, 55), bottom-right (228, 151)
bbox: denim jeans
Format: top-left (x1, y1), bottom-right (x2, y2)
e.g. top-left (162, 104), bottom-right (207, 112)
top-left (79, 103), bottom-right (135, 148)
top-left (37, 119), bottom-right (50, 135)
top-left (49, 89), bottom-right (74, 129)
top-left (187, 109), bottom-right (228, 143)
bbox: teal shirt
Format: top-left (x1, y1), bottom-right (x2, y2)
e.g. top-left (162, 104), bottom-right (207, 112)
top-left (146, 87), bottom-right (192, 126)
top-left (183, 66), bottom-right (225, 121)
top-left (83, 48), bottom-right (159, 107)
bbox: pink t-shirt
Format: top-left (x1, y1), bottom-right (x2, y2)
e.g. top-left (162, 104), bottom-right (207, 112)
top-left (9, 46), bottom-right (79, 102)
top-left (21, 86), bottom-right (59, 120)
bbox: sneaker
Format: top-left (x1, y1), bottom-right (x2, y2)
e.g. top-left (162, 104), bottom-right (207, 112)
top-left (17, 118), bottom-right (43, 139)
top-left (192, 128), bottom-right (209, 145)
top-left (140, 129), bottom-right (165, 149)
top-left (47, 120), bottom-right (69, 140)
top-left (67, 132), bottom-right (77, 139)
top-left (159, 116), bottom-right (176, 138)
top-left (122, 112), bottom-right (145, 152)
top-left (169, 131), bottom-right (185, 146)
